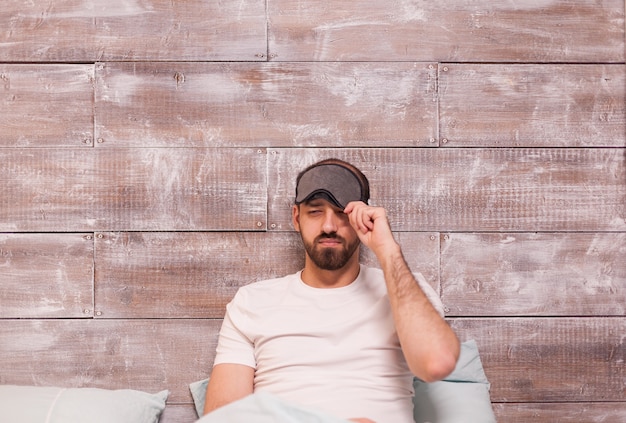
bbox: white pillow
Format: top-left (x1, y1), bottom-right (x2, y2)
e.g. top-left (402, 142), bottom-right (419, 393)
top-left (0, 385), bottom-right (168, 423)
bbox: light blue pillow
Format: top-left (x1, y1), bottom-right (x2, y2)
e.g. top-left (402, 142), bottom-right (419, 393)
top-left (189, 378), bottom-right (209, 417)
top-left (413, 339), bottom-right (496, 423)
top-left (0, 385), bottom-right (169, 423)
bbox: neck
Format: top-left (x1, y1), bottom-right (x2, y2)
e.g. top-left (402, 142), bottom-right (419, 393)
top-left (300, 251), bottom-right (361, 289)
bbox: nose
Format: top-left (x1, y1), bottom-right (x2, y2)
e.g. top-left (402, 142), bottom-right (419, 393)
top-left (322, 209), bottom-right (339, 234)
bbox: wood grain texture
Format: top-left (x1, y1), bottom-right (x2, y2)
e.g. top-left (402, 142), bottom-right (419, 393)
top-left (0, 319), bottom-right (218, 403)
top-left (268, 148), bottom-right (626, 232)
top-left (451, 317), bottom-right (626, 402)
top-left (268, 0), bottom-right (625, 62)
top-left (0, 233), bottom-right (93, 318)
top-left (95, 62), bottom-right (438, 147)
top-left (92, 148), bottom-right (267, 231)
top-left (94, 232), bottom-right (304, 319)
top-left (0, 65), bottom-right (94, 147)
top-left (439, 64), bottom-right (626, 147)
top-left (0, 148), bottom-right (267, 231)
top-left (493, 402), bottom-right (626, 423)
top-left (0, 149), bottom-right (99, 232)
top-left (441, 233), bottom-right (626, 316)
top-left (0, 0), bottom-right (267, 62)
top-left (93, 231), bottom-right (439, 318)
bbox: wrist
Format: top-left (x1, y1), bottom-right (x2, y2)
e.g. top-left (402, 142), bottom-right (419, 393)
top-left (374, 241), bottom-right (403, 266)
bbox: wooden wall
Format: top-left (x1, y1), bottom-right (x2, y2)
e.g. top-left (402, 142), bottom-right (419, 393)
top-left (1, 1), bottom-right (625, 422)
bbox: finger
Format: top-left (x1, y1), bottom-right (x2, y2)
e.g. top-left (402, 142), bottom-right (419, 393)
top-left (345, 202), bottom-right (367, 233)
top-left (355, 206), bottom-right (373, 233)
top-left (348, 208), bottom-right (366, 234)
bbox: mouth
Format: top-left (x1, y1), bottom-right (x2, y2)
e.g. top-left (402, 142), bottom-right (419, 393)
top-left (317, 236), bottom-right (343, 247)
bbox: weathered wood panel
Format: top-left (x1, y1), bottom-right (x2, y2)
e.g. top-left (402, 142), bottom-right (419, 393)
top-left (92, 148), bottom-right (267, 231)
top-left (439, 64), bottom-right (626, 147)
top-left (493, 402), bottom-right (626, 423)
top-left (441, 233), bottom-right (626, 317)
top-left (94, 231), bottom-right (439, 318)
top-left (268, 148), bottom-right (626, 232)
top-left (0, 148), bottom-right (267, 231)
top-left (268, 0), bottom-right (625, 62)
top-left (0, 319), bottom-right (218, 403)
top-left (0, 233), bottom-right (93, 318)
top-left (95, 62), bottom-right (437, 147)
top-left (0, 0), bottom-right (267, 62)
top-left (0, 149), bottom-right (99, 231)
top-left (0, 65), bottom-right (94, 147)
top-left (450, 317), bottom-right (626, 402)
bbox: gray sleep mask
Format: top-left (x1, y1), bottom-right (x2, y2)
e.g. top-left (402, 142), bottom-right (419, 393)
top-left (295, 164), bottom-right (367, 209)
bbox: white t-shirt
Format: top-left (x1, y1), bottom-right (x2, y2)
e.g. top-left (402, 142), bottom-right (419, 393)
top-left (213, 265), bottom-right (444, 423)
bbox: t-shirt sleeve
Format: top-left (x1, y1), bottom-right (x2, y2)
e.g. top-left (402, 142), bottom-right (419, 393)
top-left (213, 289), bottom-right (257, 369)
top-left (414, 272), bottom-right (446, 317)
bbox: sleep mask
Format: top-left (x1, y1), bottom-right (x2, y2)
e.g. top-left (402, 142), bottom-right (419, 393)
top-left (295, 163), bottom-right (367, 209)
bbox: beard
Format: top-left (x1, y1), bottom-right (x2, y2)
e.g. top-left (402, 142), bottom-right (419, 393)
top-left (301, 232), bottom-right (360, 271)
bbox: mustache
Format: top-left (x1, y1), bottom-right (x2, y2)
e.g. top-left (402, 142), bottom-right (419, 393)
top-left (315, 233), bottom-right (344, 242)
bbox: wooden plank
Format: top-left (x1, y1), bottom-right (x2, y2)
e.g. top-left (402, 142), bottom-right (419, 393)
top-left (93, 148), bottom-right (267, 231)
top-left (493, 402), bottom-right (626, 423)
top-left (0, 149), bottom-right (99, 232)
top-left (94, 231), bottom-right (439, 318)
top-left (268, 148), bottom-right (626, 232)
top-left (0, 233), bottom-right (93, 318)
top-left (439, 64), bottom-right (626, 147)
top-left (0, 148), bottom-right (267, 231)
top-left (0, 65), bottom-right (94, 147)
top-left (441, 233), bottom-right (626, 316)
top-left (0, 0), bottom-right (266, 62)
top-left (94, 232), bottom-right (303, 319)
top-left (0, 319), bottom-right (218, 404)
top-left (450, 317), bottom-right (626, 402)
top-left (268, 0), bottom-right (625, 62)
top-left (95, 62), bottom-right (437, 147)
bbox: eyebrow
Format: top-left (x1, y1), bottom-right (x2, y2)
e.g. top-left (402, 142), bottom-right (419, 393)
top-left (304, 200), bottom-right (325, 207)
top-left (304, 200), bottom-right (344, 212)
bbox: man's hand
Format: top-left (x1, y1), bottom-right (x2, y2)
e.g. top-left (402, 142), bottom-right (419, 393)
top-left (344, 201), bottom-right (398, 257)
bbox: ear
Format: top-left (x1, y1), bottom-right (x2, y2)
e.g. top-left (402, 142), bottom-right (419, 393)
top-left (292, 204), bottom-right (301, 232)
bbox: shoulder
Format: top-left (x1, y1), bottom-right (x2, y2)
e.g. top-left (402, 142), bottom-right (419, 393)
top-left (230, 272), bottom-right (299, 305)
top-left (360, 265), bottom-right (445, 316)
top-left (238, 272), bottom-right (297, 293)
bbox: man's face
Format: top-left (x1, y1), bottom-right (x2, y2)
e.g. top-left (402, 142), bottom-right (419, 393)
top-left (292, 199), bottom-right (360, 271)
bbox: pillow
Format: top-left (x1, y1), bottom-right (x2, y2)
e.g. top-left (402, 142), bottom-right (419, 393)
top-left (413, 339), bottom-right (496, 423)
top-left (189, 378), bottom-right (209, 417)
top-left (0, 385), bottom-right (169, 423)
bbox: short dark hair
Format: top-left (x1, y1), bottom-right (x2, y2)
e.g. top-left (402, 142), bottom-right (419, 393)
top-left (295, 158), bottom-right (370, 204)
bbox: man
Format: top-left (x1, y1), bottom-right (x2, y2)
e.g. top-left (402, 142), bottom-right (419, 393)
top-left (204, 158), bottom-right (460, 422)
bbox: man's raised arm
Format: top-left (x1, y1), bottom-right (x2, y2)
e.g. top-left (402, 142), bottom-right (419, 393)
top-left (344, 201), bottom-right (460, 382)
